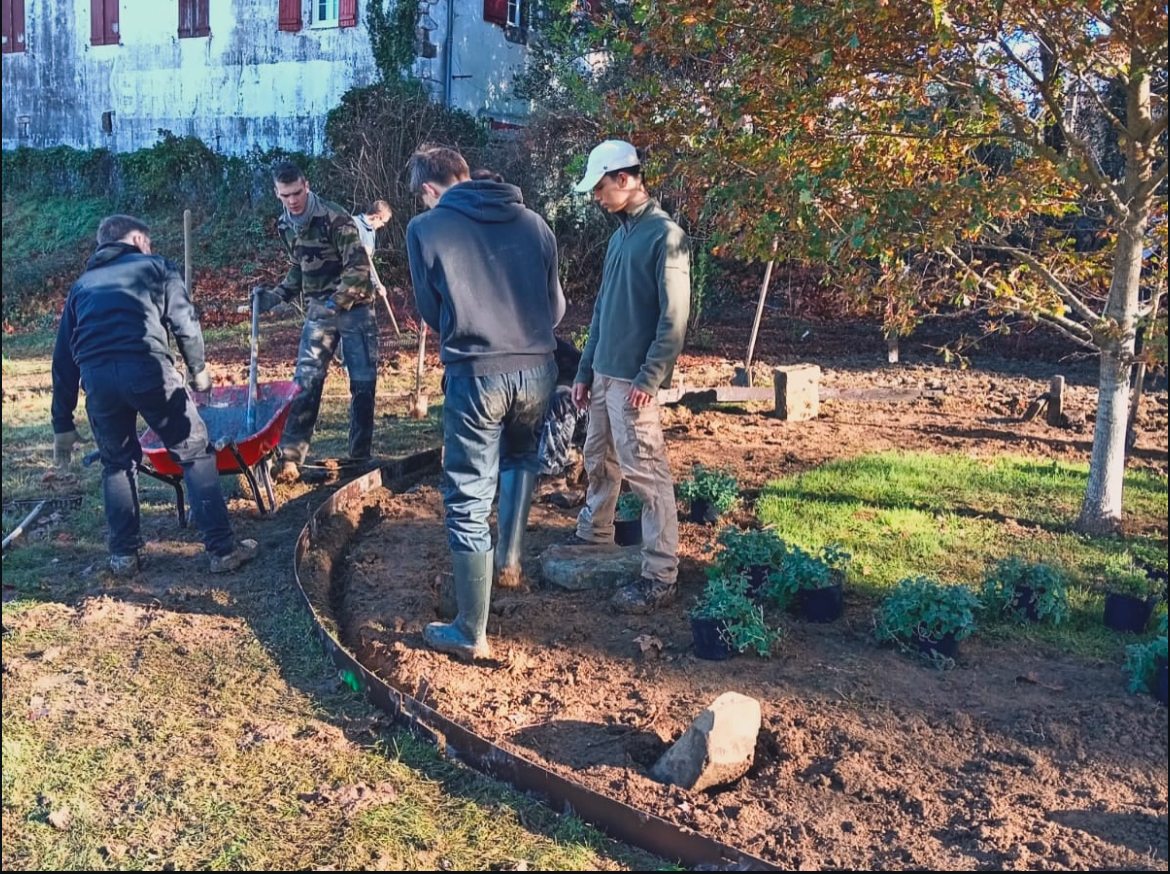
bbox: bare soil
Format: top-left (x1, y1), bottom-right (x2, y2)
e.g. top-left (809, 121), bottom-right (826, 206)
top-left (298, 322), bottom-right (1169, 872)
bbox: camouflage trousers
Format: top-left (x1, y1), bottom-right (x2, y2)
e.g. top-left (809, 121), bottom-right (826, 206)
top-left (279, 303), bottom-right (379, 464)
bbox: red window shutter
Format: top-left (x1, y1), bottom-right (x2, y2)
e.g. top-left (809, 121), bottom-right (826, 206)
top-left (196, 0), bottom-right (210, 36)
top-left (484, 0), bottom-right (507, 26)
top-left (339, 0), bottom-right (356, 28)
top-left (91, 0), bottom-right (106, 44)
top-left (104, 0), bottom-right (119, 44)
top-left (278, 0), bottom-right (302, 32)
top-left (1, 0), bottom-right (21, 55)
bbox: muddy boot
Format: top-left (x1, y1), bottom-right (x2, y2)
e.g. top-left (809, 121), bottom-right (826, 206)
top-left (424, 550), bottom-right (492, 661)
top-left (494, 470), bottom-right (537, 589)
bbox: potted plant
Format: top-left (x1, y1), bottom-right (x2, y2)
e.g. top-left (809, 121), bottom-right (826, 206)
top-left (1123, 611), bottom-right (1168, 706)
top-left (981, 557), bottom-right (1070, 625)
top-left (689, 573), bottom-right (782, 660)
top-left (614, 492), bottom-right (643, 546)
top-left (798, 544), bottom-right (850, 623)
top-left (764, 544), bottom-right (850, 621)
top-left (707, 526), bottom-right (788, 597)
top-left (1100, 558), bottom-right (1163, 633)
top-left (677, 464), bottom-right (740, 525)
top-left (874, 575), bottom-right (982, 664)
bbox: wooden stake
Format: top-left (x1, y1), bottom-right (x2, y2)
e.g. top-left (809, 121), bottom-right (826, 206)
top-left (183, 209), bottom-right (193, 294)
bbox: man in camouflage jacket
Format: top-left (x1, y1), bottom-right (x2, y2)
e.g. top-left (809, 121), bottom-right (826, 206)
top-left (253, 161), bottom-right (378, 481)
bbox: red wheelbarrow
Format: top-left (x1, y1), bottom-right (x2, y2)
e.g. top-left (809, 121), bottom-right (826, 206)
top-left (138, 380), bottom-right (299, 524)
top-left (84, 290), bottom-right (300, 525)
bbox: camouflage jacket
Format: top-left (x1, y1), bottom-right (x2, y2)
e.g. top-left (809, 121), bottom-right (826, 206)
top-left (274, 196), bottom-right (375, 310)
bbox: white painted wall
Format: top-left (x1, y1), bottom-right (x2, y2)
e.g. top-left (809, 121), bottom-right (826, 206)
top-left (1, 0), bottom-right (532, 155)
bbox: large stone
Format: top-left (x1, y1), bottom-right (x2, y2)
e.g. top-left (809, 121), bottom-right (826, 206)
top-left (650, 692), bottom-right (761, 792)
top-left (773, 364), bottom-right (821, 421)
top-left (540, 542), bottom-right (643, 590)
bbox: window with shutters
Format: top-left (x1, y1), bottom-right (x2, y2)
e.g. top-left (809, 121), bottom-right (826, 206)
top-left (2, 0), bottom-right (27, 54)
top-left (90, 0), bottom-right (119, 46)
top-left (485, 0), bottom-right (525, 42)
top-left (178, 0), bottom-right (210, 38)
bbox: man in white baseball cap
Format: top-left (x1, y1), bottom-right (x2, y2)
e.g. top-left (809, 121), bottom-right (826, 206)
top-left (572, 139), bottom-right (642, 193)
top-left (568, 139), bottom-right (691, 614)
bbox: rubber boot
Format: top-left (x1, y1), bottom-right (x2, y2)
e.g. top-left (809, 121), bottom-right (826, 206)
top-left (424, 550), bottom-right (492, 661)
top-left (348, 380), bottom-right (376, 460)
top-left (495, 469), bottom-right (537, 589)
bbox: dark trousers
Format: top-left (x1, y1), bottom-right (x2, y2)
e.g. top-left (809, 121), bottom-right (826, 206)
top-left (279, 304), bottom-right (379, 464)
top-left (82, 357), bottom-right (234, 558)
top-left (441, 359), bottom-right (557, 553)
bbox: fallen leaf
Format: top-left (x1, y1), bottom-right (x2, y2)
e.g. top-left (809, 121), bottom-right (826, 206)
top-left (633, 634), bottom-right (664, 654)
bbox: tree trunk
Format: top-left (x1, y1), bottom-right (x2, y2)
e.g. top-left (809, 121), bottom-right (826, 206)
top-left (1077, 335), bottom-right (1132, 534)
top-left (1076, 222), bottom-right (1144, 534)
top-left (1075, 49), bottom-right (1154, 537)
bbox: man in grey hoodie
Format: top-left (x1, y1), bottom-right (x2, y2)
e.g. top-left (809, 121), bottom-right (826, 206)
top-left (406, 145), bottom-right (565, 661)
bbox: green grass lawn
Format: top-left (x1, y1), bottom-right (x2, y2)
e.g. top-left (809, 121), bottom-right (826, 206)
top-left (754, 451), bottom-right (1168, 658)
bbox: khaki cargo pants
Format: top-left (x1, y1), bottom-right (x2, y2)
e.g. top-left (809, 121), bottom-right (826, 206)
top-left (576, 373), bottom-right (679, 584)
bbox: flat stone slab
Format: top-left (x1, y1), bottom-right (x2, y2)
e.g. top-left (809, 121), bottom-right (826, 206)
top-left (540, 542), bottom-right (643, 590)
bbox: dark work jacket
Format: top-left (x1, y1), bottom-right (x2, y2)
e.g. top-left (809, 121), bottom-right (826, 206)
top-left (51, 242), bottom-right (206, 433)
top-left (406, 180), bottom-right (565, 377)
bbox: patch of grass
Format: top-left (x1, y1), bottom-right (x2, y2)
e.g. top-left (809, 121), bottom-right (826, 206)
top-left (755, 451), bottom-right (1169, 658)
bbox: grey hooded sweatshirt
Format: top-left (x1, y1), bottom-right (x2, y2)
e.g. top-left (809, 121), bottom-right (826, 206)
top-left (406, 180), bottom-right (565, 377)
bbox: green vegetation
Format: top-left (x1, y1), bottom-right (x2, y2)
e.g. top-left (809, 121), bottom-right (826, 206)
top-left (981, 557), bottom-right (1071, 626)
top-left (874, 575), bottom-right (983, 648)
top-left (689, 574), bottom-right (780, 658)
top-left (756, 451), bottom-right (1169, 658)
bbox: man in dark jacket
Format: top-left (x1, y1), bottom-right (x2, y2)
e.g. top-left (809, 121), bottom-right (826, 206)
top-left (251, 161), bottom-right (378, 482)
top-left (406, 145), bottom-right (565, 661)
top-left (51, 215), bottom-right (258, 577)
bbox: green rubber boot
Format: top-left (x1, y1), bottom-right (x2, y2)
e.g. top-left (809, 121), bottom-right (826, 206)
top-left (424, 549), bottom-right (493, 661)
top-left (495, 469), bottom-right (537, 590)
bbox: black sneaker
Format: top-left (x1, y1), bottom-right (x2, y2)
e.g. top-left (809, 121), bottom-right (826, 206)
top-left (610, 577), bottom-right (678, 614)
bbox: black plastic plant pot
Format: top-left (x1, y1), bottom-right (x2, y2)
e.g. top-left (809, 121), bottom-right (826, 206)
top-left (801, 582), bottom-right (844, 623)
top-left (1157, 659), bottom-right (1169, 707)
top-left (1103, 592), bottom-right (1154, 633)
top-left (689, 499), bottom-right (716, 525)
top-left (1011, 585), bottom-right (1042, 622)
top-left (614, 517), bottom-right (642, 547)
top-left (916, 631), bottom-right (959, 661)
top-left (691, 616), bottom-right (735, 661)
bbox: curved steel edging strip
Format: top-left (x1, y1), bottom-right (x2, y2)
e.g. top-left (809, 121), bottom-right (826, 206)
top-left (292, 448), bottom-right (777, 872)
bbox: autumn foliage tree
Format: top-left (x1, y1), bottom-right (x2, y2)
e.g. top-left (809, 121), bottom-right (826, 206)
top-left (611, 0), bottom-right (1167, 534)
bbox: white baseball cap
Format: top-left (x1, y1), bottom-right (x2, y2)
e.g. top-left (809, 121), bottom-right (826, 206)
top-left (573, 140), bottom-right (641, 193)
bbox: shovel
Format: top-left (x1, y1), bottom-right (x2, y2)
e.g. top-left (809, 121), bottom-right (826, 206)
top-left (409, 324), bottom-right (429, 420)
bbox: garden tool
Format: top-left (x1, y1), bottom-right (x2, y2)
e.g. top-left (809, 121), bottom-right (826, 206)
top-left (409, 324), bottom-right (429, 420)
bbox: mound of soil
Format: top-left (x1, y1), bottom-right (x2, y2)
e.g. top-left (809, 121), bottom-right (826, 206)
top-left (307, 354), bottom-right (1168, 871)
